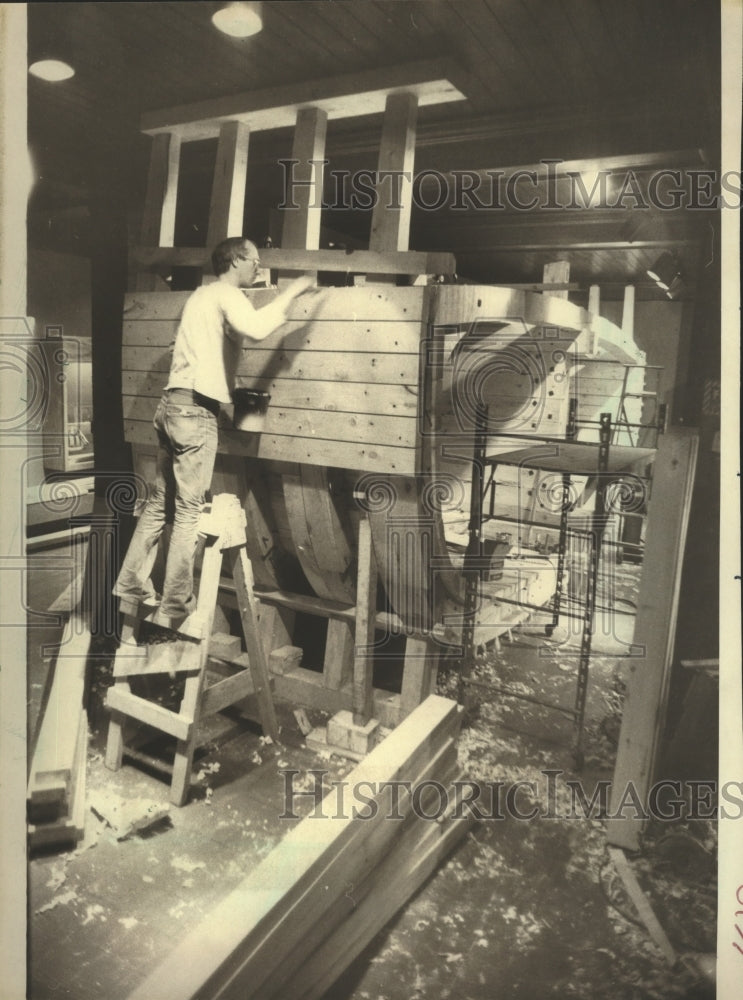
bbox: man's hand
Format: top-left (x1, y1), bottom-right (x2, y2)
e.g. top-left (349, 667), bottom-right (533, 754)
top-left (287, 274), bottom-right (315, 298)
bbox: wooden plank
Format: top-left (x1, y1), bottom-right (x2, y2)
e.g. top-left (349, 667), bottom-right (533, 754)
top-left (28, 712), bottom-right (87, 851)
top-left (131, 246), bottom-right (456, 276)
top-left (27, 610), bottom-right (90, 820)
top-left (201, 668), bottom-right (256, 717)
top-left (105, 688), bottom-right (192, 742)
top-left (369, 91), bottom-right (418, 254)
top-left (124, 397), bottom-right (418, 446)
top-left (607, 429), bottom-right (698, 851)
top-left (280, 107), bottom-right (327, 261)
top-left (352, 518), bottom-right (376, 724)
top-left (124, 370), bottom-right (419, 417)
top-left (125, 696), bottom-right (461, 1000)
top-left (226, 747), bottom-right (460, 1000)
top-left (122, 285), bottom-right (428, 322)
top-left (139, 58), bottom-right (467, 140)
top-left (124, 419), bottom-right (418, 475)
top-left (123, 316), bottom-right (423, 352)
top-left (122, 346), bottom-right (421, 385)
top-left (608, 847), bottom-right (676, 964)
top-left (207, 121), bottom-right (250, 247)
top-left (281, 785), bottom-right (473, 1000)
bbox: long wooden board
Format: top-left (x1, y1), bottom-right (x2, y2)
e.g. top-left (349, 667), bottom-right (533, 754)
top-left (607, 429), bottom-right (699, 850)
top-left (125, 696), bottom-right (464, 1000)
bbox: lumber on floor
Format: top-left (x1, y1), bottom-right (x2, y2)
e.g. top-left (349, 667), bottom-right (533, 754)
top-left (126, 695), bottom-right (470, 1000)
top-left (27, 609), bottom-right (90, 826)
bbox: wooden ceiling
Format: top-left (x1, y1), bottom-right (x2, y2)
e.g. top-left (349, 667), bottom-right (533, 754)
top-left (27, 0), bottom-right (721, 296)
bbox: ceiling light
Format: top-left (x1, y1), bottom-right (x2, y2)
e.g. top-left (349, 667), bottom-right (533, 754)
top-left (212, 2), bottom-right (263, 38)
top-left (29, 59), bottom-right (75, 82)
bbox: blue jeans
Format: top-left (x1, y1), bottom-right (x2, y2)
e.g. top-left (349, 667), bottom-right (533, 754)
top-left (114, 392), bottom-right (219, 621)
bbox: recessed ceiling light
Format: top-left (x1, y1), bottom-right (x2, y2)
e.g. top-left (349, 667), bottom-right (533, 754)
top-left (29, 59), bottom-right (75, 82)
top-left (212, 2), bottom-right (263, 38)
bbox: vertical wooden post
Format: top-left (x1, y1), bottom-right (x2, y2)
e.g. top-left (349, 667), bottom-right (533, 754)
top-left (136, 130), bottom-right (181, 291)
top-left (369, 91), bottom-right (418, 254)
top-left (353, 518), bottom-right (377, 724)
top-left (607, 429), bottom-right (699, 850)
top-left (279, 106), bottom-right (328, 281)
top-left (588, 284), bottom-right (601, 354)
top-left (207, 121), bottom-right (250, 248)
top-left (621, 283), bottom-right (636, 343)
top-left (543, 260), bottom-right (570, 299)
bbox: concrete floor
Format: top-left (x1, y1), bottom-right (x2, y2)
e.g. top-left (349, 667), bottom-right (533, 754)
top-left (26, 540), bottom-right (716, 1000)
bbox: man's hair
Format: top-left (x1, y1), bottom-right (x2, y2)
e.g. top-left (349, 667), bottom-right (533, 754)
top-left (211, 237), bottom-right (257, 276)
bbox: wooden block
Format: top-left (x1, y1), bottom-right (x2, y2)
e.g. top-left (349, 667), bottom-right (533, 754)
top-left (209, 633), bottom-right (243, 663)
top-left (326, 710), bottom-right (381, 757)
top-left (269, 645), bottom-right (304, 675)
top-left (207, 121), bottom-right (250, 248)
top-left (322, 619), bottom-right (354, 691)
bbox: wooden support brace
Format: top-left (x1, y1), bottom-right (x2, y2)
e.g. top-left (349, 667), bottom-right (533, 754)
top-left (207, 121), bottom-right (250, 247)
top-left (369, 91), bottom-right (418, 254)
top-left (279, 106), bottom-right (328, 283)
top-left (400, 636), bottom-right (441, 717)
top-left (353, 517), bottom-right (377, 725)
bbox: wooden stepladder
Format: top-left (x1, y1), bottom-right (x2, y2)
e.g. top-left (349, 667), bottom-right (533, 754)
top-left (104, 493), bottom-right (279, 806)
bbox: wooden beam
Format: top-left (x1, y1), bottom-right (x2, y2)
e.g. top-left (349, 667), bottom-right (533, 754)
top-left (131, 246), bottom-right (456, 276)
top-left (27, 611), bottom-right (90, 822)
top-left (125, 696), bottom-right (465, 1000)
top-left (607, 429), bottom-right (699, 850)
top-left (280, 107), bottom-right (327, 259)
top-left (369, 91), bottom-right (418, 254)
top-left (207, 121), bottom-right (250, 247)
top-left (140, 59), bottom-right (467, 141)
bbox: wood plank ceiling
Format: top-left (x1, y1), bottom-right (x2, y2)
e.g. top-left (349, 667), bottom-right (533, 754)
top-left (27, 0), bottom-right (721, 296)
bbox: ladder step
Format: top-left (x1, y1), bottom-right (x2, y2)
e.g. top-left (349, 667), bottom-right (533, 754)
top-left (106, 687), bottom-right (193, 741)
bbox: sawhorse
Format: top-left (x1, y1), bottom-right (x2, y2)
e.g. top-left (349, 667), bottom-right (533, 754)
top-left (104, 493), bottom-right (279, 805)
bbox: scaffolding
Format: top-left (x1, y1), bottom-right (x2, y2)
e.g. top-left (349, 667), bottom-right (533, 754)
top-left (459, 376), bottom-right (666, 767)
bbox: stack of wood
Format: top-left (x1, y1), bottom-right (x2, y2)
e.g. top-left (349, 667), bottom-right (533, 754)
top-left (27, 610), bottom-right (89, 850)
top-left (127, 695), bottom-right (473, 1000)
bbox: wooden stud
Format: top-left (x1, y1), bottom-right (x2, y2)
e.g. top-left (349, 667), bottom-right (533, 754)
top-left (207, 121), bottom-right (250, 248)
top-left (352, 517), bottom-right (376, 725)
top-left (279, 106), bottom-right (327, 281)
top-left (369, 91), bottom-right (418, 255)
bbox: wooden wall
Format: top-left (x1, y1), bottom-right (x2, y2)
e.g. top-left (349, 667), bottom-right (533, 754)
top-left (122, 286), bottom-right (428, 475)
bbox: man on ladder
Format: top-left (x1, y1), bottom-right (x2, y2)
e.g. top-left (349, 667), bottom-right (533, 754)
top-left (113, 237), bottom-right (320, 633)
